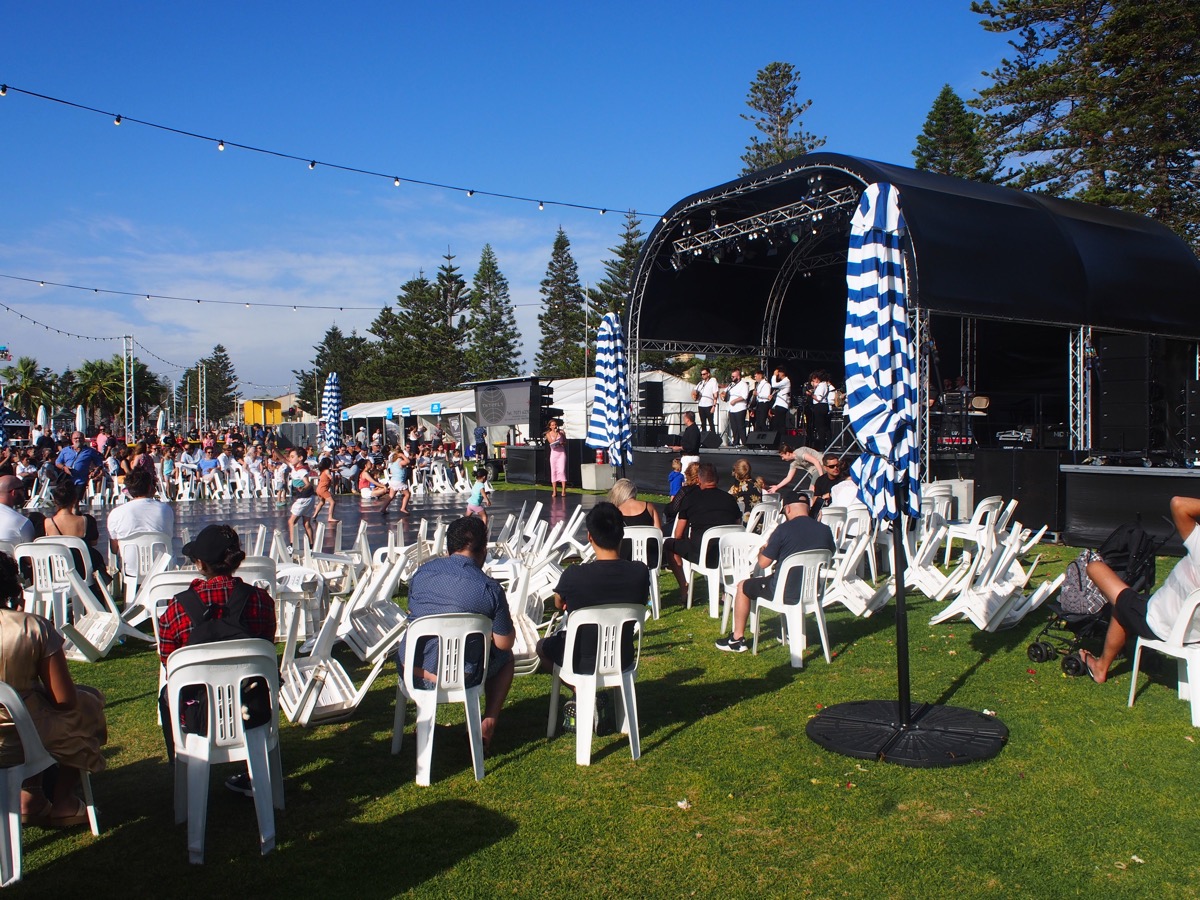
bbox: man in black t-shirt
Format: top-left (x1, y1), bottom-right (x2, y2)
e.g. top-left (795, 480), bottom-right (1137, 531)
top-left (716, 490), bottom-right (836, 653)
top-left (810, 453), bottom-right (846, 516)
top-left (664, 463), bottom-right (741, 597)
top-left (537, 502), bottom-right (650, 671)
top-left (672, 412), bottom-right (702, 471)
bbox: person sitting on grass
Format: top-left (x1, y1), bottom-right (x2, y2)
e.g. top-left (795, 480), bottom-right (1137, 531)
top-left (1081, 496), bottom-right (1200, 683)
top-left (716, 490), bottom-right (835, 653)
top-left (402, 516), bottom-right (514, 750)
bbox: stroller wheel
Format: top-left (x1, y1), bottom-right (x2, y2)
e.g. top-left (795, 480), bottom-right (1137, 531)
top-left (1027, 643), bottom-right (1048, 663)
top-left (1039, 641), bottom-right (1057, 660)
top-left (1062, 653), bottom-right (1085, 677)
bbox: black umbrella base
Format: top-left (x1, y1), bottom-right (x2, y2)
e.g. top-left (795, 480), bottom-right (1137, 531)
top-left (806, 700), bottom-right (1008, 768)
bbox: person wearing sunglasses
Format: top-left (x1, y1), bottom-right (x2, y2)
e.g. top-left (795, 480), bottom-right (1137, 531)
top-left (811, 453), bottom-right (846, 516)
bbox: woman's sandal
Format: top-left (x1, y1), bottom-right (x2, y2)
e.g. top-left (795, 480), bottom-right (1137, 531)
top-left (20, 799), bottom-right (52, 826)
top-left (47, 798), bottom-right (89, 828)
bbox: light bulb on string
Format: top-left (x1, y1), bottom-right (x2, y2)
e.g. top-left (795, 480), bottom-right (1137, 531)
top-left (0, 86), bottom-right (6, 96)
top-left (538, 201), bottom-right (544, 211)
top-left (308, 160), bottom-right (316, 170)
top-left (600, 209), bottom-right (607, 215)
top-left (466, 190), bottom-right (474, 197)
top-left (394, 177), bottom-right (401, 187)
top-left (218, 140), bottom-right (225, 151)
top-left (114, 115), bottom-right (121, 125)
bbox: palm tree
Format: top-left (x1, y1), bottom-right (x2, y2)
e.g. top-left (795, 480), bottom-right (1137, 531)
top-left (72, 358), bottom-right (121, 428)
top-left (0, 356), bottom-right (52, 417)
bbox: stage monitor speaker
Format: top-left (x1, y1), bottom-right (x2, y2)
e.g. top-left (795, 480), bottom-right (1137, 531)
top-left (701, 431), bottom-right (721, 449)
top-left (636, 424), bottom-right (667, 447)
top-left (1187, 381), bottom-right (1200, 453)
top-left (638, 380), bottom-right (664, 418)
top-left (745, 430), bottom-right (780, 449)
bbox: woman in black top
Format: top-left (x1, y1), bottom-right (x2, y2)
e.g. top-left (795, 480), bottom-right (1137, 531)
top-left (608, 478), bottom-right (662, 530)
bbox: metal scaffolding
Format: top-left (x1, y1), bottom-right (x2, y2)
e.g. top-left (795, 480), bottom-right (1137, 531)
top-left (1069, 327), bottom-right (1093, 451)
top-left (121, 335), bottom-right (137, 439)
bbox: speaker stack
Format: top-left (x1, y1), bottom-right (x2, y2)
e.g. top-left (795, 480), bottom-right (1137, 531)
top-left (1095, 333), bottom-right (1151, 453)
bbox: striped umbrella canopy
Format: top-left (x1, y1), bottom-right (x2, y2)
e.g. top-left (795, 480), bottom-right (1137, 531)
top-left (321, 372), bottom-right (342, 449)
top-left (585, 312), bottom-right (633, 467)
top-left (844, 182), bottom-right (920, 521)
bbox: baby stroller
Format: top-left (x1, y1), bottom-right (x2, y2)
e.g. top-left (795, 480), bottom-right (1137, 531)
top-left (1026, 521), bottom-right (1165, 676)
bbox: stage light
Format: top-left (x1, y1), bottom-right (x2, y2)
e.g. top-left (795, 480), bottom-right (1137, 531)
top-left (114, 115), bottom-right (122, 125)
top-left (218, 140), bottom-right (225, 151)
top-left (308, 160), bottom-right (316, 169)
top-left (789, 231), bottom-right (799, 243)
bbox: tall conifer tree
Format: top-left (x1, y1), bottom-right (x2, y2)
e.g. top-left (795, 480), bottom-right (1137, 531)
top-left (588, 211), bottom-right (644, 320)
top-left (465, 244), bottom-right (522, 381)
top-left (535, 228), bottom-right (587, 378)
top-left (913, 85), bottom-right (994, 182)
top-left (740, 62), bottom-right (825, 174)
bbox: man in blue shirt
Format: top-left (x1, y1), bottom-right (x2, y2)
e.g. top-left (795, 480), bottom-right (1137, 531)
top-left (55, 431), bottom-right (103, 499)
top-left (404, 516), bottom-right (514, 748)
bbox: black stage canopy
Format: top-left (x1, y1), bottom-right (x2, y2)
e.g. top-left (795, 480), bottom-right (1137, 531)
top-left (629, 152), bottom-right (1200, 368)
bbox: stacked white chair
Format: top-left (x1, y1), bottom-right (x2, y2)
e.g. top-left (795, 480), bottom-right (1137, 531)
top-left (942, 494), bottom-right (1005, 566)
top-left (822, 531), bottom-right (894, 618)
top-left (166, 639), bottom-right (284, 864)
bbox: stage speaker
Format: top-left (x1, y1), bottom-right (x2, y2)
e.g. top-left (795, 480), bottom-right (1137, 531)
top-left (974, 449), bottom-right (1064, 532)
top-left (701, 431), bottom-right (721, 449)
top-left (1186, 381), bottom-right (1200, 453)
top-left (635, 424), bottom-right (667, 447)
top-left (745, 430), bottom-right (780, 449)
top-left (1042, 423), bottom-right (1070, 450)
top-left (638, 380), bottom-right (664, 418)
top-left (1095, 332), bottom-right (1151, 452)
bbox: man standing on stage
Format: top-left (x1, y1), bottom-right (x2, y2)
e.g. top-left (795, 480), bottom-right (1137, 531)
top-left (752, 370), bottom-right (772, 431)
top-left (723, 368), bottom-right (750, 447)
top-left (693, 366), bottom-right (720, 433)
top-left (769, 366), bottom-right (792, 428)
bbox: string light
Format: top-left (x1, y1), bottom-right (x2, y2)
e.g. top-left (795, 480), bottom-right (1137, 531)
top-left (538, 201), bottom-right (544, 211)
top-left (218, 140), bottom-right (225, 151)
top-left (0, 273), bottom-right (380, 311)
top-left (2, 84), bottom-right (659, 218)
top-left (0, 85), bottom-right (6, 96)
top-left (393, 177), bottom-right (400, 187)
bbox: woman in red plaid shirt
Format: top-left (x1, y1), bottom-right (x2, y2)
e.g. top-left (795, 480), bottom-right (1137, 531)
top-left (156, 524), bottom-right (276, 664)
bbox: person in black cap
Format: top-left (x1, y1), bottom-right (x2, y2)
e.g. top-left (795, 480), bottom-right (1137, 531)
top-left (715, 489), bottom-right (835, 653)
top-left (156, 524), bottom-right (276, 793)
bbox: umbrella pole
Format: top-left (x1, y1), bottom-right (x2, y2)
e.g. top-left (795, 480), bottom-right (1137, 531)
top-left (893, 480), bottom-right (912, 727)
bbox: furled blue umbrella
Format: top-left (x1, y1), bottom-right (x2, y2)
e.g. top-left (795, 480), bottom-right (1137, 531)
top-left (806, 182), bottom-right (1006, 767)
top-left (585, 312), bottom-right (633, 468)
top-left (321, 372), bottom-right (342, 450)
top-left (36, 405), bottom-right (48, 429)
top-left (75, 405), bottom-right (86, 434)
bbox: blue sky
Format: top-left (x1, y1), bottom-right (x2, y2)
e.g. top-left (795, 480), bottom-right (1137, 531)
top-left (0, 1), bottom-right (1012, 395)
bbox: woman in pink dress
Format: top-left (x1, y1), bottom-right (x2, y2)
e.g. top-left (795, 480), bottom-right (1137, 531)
top-left (546, 419), bottom-right (567, 497)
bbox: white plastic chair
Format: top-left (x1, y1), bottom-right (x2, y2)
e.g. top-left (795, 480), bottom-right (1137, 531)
top-left (391, 613), bottom-right (491, 785)
top-left (621, 526), bottom-right (665, 620)
top-left (117, 530), bottom-right (173, 609)
top-left (818, 506), bottom-right (849, 547)
top-left (1128, 588), bottom-right (1200, 726)
top-left (683, 524), bottom-right (745, 618)
top-left (943, 495), bottom-right (1005, 566)
top-left (751, 549), bottom-right (833, 668)
top-left (0, 682), bottom-right (100, 886)
top-left (744, 503), bottom-right (780, 539)
top-left (545, 603), bottom-right (647, 766)
top-left (718, 532), bottom-right (763, 633)
top-left (34, 535), bottom-right (95, 587)
top-left (13, 542), bottom-right (75, 628)
top-left (166, 638), bottom-right (283, 864)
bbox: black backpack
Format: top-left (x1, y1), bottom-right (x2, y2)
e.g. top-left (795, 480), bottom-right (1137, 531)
top-left (1059, 522), bottom-right (1164, 616)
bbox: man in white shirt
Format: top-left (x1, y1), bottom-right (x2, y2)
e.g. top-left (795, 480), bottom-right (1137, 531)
top-left (723, 368), bottom-right (751, 447)
top-left (0, 476), bottom-right (35, 544)
top-left (107, 469), bottom-right (175, 561)
top-left (694, 367), bottom-right (720, 434)
top-left (770, 366), bottom-right (792, 428)
top-left (1082, 496), bottom-right (1200, 683)
top-left (752, 370), bottom-right (772, 432)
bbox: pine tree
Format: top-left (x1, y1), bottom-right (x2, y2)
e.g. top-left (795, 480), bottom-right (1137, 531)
top-left (740, 61), bottom-right (826, 175)
top-left (434, 250), bottom-right (470, 387)
top-left (972, 0), bottom-right (1200, 249)
top-left (293, 324), bottom-right (372, 415)
top-left (913, 85), bottom-right (994, 181)
top-left (535, 228), bottom-right (587, 378)
top-left (200, 344), bottom-right (239, 422)
top-left (465, 244), bottom-right (522, 381)
top-left (588, 211), bottom-right (644, 320)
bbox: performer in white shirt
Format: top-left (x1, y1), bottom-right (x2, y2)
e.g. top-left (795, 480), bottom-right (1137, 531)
top-left (723, 368), bottom-right (751, 447)
top-left (693, 366), bottom-right (721, 433)
top-left (752, 370), bottom-right (772, 432)
top-left (769, 366), bottom-right (792, 428)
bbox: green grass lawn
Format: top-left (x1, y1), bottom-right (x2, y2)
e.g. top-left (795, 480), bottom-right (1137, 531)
top-left (14, 544), bottom-right (1200, 899)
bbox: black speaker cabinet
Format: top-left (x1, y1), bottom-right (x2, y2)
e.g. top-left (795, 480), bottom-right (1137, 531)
top-left (1187, 381), bottom-right (1200, 453)
top-left (973, 449), bottom-right (1064, 532)
top-left (745, 430), bottom-right (780, 449)
top-left (638, 380), bottom-right (664, 418)
top-left (701, 431), bottom-right (721, 449)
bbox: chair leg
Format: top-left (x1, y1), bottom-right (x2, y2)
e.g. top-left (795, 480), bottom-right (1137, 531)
top-left (1179, 658), bottom-right (1192, 704)
top-left (751, 604), bottom-right (762, 656)
top-left (391, 684), bottom-right (407, 755)
top-left (0, 778), bottom-right (18, 887)
top-left (173, 757), bottom-right (188, 825)
top-left (546, 674), bottom-right (562, 739)
top-left (811, 601), bottom-right (832, 664)
top-left (244, 728), bottom-right (276, 856)
top-left (269, 744), bottom-right (285, 811)
top-left (80, 772), bottom-right (99, 836)
top-left (184, 747), bottom-right (210, 864)
top-left (708, 576), bottom-right (720, 619)
top-left (463, 692), bottom-right (486, 782)
top-left (785, 609), bottom-right (807, 669)
top-left (1127, 641), bottom-right (1144, 709)
top-left (413, 696), bottom-right (436, 786)
top-left (574, 683), bottom-right (596, 766)
top-left (621, 674), bottom-right (641, 761)
top-left (649, 576), bottom-right (660, 621)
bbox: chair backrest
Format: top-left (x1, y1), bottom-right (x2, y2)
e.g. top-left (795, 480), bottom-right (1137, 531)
top-left (402, 613), bottom-right (492, 698)
top-left (818, 507), bottom-right (848, 544)
top-left (0, 681), bottom-right (55, 776)
top-left (772, 549), bottom-right (833, 607)
top-left (621, 526), bottom-right (664, 572)
top-left (120, 530), bottom-right (172, 577)
top-left (35, 535), bottom-right (94, 584)
top-left (165, 638), bottom-right (279, 756)
top-left (558, 603), bottom-right (646, 679)
top-left (720, 532), bottom-right (763, 589)
top-left (237, 557), bottom-right (278, 592)
top-left (969, 495), bottom-right (1005, 527)
top-left (696, 524), bottom-right (745, 570)
top-left (14, 542), bottom-right (74, 593)
top-left (843, 504), bottom-right (872, 540)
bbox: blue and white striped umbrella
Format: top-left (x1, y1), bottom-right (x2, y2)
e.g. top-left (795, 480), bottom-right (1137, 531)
top-left (844, 182), bottom-right (920, 521)
top-left (321, 372), bottom-right (342, 450)
top-left (585, 312), bottom-right (633, 466)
